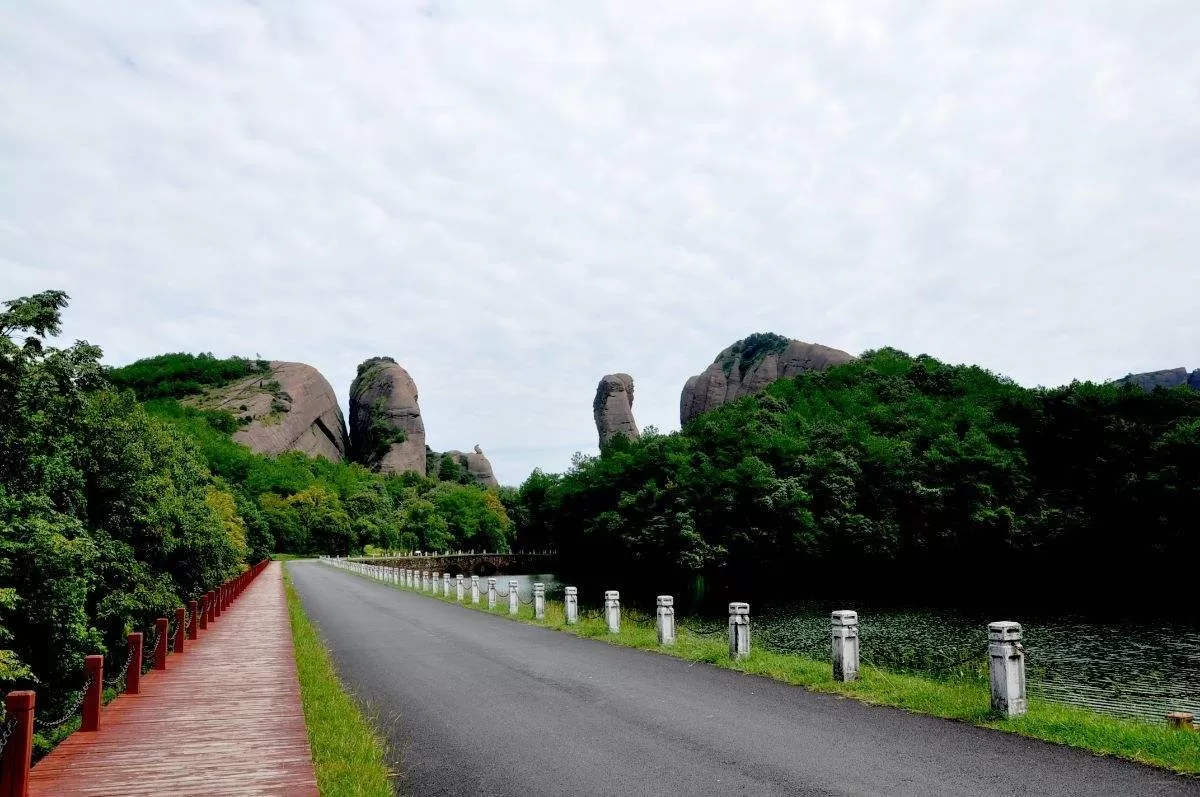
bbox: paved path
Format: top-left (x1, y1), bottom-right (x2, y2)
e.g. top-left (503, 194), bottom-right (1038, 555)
top-left (30, 562), bottom-right (318, 797)
top-left (290, 561), bottom-right (1200, 797)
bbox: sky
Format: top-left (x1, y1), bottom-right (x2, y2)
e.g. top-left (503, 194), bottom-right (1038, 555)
top-left (3, 1), bottom-right (1199, 485)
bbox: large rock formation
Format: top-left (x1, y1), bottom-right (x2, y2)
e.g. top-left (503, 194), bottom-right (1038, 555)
top-left (594, 373), bottom-right (639, 448)
top-left (349, 357), bottom-right (426, 475)
top-left (680, 333), bottom-right (856, 425)
top-left (189, 361), bottom-right (350, 461)
top-left (428, 446), bottom-right (499, 487)
top-left (1115, 367), bottom-right (1200, 392)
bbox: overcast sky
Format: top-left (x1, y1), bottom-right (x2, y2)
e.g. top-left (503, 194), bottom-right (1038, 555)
top-left (3, 1), bottom-right (1198, 484)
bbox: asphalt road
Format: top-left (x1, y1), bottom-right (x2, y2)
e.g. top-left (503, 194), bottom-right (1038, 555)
top-left (289, 561), bottom-right (1199, 796)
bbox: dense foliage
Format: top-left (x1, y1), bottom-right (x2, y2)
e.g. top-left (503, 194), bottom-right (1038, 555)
top-left (0, 292), bottom-right (249, 727)
top-left (106, 351), bottom-right (270, 400)
top-left (516, 349), bottom-right (1200, 610)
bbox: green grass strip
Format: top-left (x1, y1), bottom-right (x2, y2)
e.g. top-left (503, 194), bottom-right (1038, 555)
top-left (283, 564), bottom-right (397, 796)
top-left (343, 565), bottom-right (1200, 776)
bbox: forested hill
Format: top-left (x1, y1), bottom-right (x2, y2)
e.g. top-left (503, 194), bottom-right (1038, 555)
top-left (513, 348), bottom-right (1200, 610)
top-left (1, 291), bottom-right (513, 741)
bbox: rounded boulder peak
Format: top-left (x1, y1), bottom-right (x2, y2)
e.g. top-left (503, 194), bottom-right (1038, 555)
top-left (680, 333), bottom-right (856, 425)
top-left (594, 373), bottom-right (639, 448)
top-left (349, 357), bottom-right (426, 475)
top-left (191, 361), bottom-right (350, 460)
top-left (432, 448), bottom-right (500, 488)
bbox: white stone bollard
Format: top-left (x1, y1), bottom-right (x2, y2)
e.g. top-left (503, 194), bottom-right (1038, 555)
top-left (729, 603), bottom-right (750, 660)
top-left (656, 596), bottom-right (676, 646)
top-left (988, 621), bottom-right (1027, 717)
top-left (488, 578), bottom-right (497, 609)
top-left (564, 587), bottom-right (578, 624)
top-left (406, 569), bottom-right (412, 588)
top-left (456, 574), bottom-right (465, 601)
top-left (831, 610), bottom-right (859, 682)
top-left (508, 580), bottom-right (519, 615)
top-left (420, 571), bottom-right (427, 590)
top-left (604, 591), bottom-right (621, 633)
top-left (471, 575), bottom-right (481, 604)
top-left (533, 582), bottom-right (545, 619)
top-left (442, 573), bottom-right (450, 597)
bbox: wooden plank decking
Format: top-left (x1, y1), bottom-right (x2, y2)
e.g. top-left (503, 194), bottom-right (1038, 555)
top-left (29, 562), bottom-right (319, 796)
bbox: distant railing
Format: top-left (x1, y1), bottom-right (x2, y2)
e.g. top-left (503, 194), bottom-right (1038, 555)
top-left (0, 559), bottom-right (270, 797)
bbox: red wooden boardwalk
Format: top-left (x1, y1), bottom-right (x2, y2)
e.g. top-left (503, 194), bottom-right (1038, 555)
top-left (28, 562), bottom-right (319, 796)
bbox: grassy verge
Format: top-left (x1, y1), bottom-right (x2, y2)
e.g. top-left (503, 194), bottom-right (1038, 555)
top-left (341, 566), bottom-right (1200, 776)
top-left (283, 564), bottom-right (397, 796)
top-left (271, 552), bottom-right (311, 561)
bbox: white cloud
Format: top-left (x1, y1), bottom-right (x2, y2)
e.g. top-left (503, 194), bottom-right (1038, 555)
top-left (3, 0), bottom-right (1199, 483)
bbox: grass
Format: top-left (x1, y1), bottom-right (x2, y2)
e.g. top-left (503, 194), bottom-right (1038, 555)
top-left (283, 564), bottom-right (397, 796)
top-left (339, 564), bottom-right (1200, 777)
top-left (272, 552), bottom-right (313, 562)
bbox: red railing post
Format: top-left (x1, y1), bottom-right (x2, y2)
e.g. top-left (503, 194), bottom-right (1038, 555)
top-left (174, 607), bottom-right (186, 654)
top-left (0, 691), bottom-right (34, 797)
top-left (199, 595), bottom-right (208, 631)
top-left (154, 618), bottom-right (168, 670)
top-left (127, 632), bottom-right (143, 695)
top-left (207, 591), bottom-right (215, 622)
top-left (188, 601), bottom-right (199, 640)
top-left (81, 655), bottom-right (103, 732)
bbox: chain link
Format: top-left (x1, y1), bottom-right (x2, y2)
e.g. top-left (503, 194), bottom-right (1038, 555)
top-left (517, 590), bottom-right (533, 606)
top-left (142, 628), bottom-right (160, 675)
top-left (104, 646), bottom-right (134, 692)
top-left (34, 672), bottom-right (95, 731)
top-left (0, 716), bottom-right (17, 759)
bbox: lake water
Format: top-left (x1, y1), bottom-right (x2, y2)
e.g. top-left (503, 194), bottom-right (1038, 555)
top-left (498, 573), bottom-right (1199, 725)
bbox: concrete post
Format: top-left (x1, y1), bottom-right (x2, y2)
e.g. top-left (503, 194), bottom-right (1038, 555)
top-left (488, 578), bottom-right (498, 609)
top-left (988, 621), bottom-right (1027, 717)
top-left (0, 691), bottom-right (34, 797)
top-left (442, 573), bottom-right (451, 597)
top-left (533, 582), bottom-right (546, 619)
top-left (605, 590), bottom-right (621, 633)
top-left (188, 600), bottom-right (199, 640)
top-left (508, 580), bottom-right (519, 615)
top-left (1167, 712), bottom-right (1195, 730)
top-left (831, 610), bottom-right (859, 682)
top-left (456, 574), bottom-right (465, 601)
top-left (471, 575), bottom-right (481, 604)
top-left (656, 596), bottom-right (676, 645)
top-left (82, 654), bottom-right (103, 731)
top-left (728, 603), bottom-right (750, 660)
top-left (565, 587), bottom-right (579, 624)
top-left (174, 607), bottom-right (186, 654)
top-left (127, 632), bottom-right (143, 695)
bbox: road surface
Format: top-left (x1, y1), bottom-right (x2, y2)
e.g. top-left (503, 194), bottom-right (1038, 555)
top-left (289, 561), bottom-right (1199, 796)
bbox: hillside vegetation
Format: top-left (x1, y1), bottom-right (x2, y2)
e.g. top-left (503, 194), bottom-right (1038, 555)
top-left (515, 348), bottom-right (1200, 609)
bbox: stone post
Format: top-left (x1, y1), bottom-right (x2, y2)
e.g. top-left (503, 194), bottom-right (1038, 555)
top-left (728, 603), bottom-right (750, 660)
top-left (831, 610), bottom-right (859, 682)
top-left (656, 596), bottom-right (676, 645)
top-left (1166, 712), bottom-right (1195, 730)
top-left (533, 582), bottom-right (546, 619)
top-left (456, 574), bottom-right (465, 601)
top-left (471, 575), bottom-right (481, 604)
top-left (988, 621), bottom-right (1027, 717)
top-left (508, 579), bottom-right (519, 615)
top-left (442, 573), bottom-right (450, 597)
top-left (488, 578), bottom-right (498, 609)
top-left (564, 587), bottom-right (579, 624)
top-left (604, 590), bottom-right (621, 633)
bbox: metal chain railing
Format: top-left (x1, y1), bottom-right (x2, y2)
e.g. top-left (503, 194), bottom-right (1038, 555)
top-left (0, 714), bottom-right (18, 759)
top-left (517, 590), bottom-right (533, 606)
top-left (104, 646), bottom-right (134, 693)
top-left (33, 672), bottom-right (94, 732)
top-left (141, 628), bottom-right (160, 675)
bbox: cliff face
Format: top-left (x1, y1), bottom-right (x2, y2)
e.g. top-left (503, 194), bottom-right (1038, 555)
top-left (188, 361), bottom-right (349, 461)
top-left (594, 373), bottom-right (639, 448)
top-left (680, 333), bottom-right (855, 425)
top-left (349, 357), bottom-right (426, 475)
top-left (1115, 367), bottom-right (1200, 392)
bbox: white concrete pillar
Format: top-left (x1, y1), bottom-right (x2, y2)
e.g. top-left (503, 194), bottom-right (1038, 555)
top-left (988, 621), bottom-right (1027, 717)
top-left (508, 580), bottom-right (519, 615)
top-left (442, 573), bottom-right (450, 597)
top-left (533, 582), bottom-right (545, 619)
top-left (471, 576), bottom-right (481, 604)
top-left (729, 603), bottom-right (750, 660)
top-left (604, 591), bottom-right (621, 633)
top-left (831, 610), bottom-right (859, 682)
top-left (656, 596), bottom-right (676, 645)
top-left (488, 578), bottom-right (497, 609)
top-left (405, 569), bottom-right (412, 588)
top-left (455, 574), bottom-right (465, 601)
top-left (565, 587), bottom-right (578, 624)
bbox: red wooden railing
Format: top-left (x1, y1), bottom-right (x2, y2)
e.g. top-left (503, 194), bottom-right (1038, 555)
top-left (0, 559), bottom-right (270, 797)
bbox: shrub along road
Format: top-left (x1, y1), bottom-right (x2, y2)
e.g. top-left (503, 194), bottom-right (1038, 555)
top-left (288, 562), bottom-right (1199, 797)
